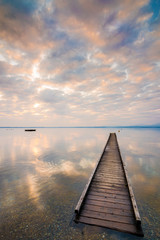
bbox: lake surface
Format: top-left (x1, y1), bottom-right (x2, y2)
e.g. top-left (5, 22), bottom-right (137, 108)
top-left (0, 128), bottom-right (160, 240)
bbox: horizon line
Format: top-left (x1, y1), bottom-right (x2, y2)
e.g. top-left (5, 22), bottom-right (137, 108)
top-left (0, 125), bottom-right (160, 129)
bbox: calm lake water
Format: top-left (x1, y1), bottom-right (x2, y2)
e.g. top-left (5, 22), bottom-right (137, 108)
top-left (0, 128), bottom-right (160, 240)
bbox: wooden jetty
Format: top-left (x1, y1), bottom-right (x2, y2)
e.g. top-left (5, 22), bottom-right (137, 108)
top-left (75, 133), bottom-right (143, 236)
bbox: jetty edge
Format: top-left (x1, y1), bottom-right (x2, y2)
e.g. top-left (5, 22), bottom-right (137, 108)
top-left (74, 133), bottom-right (144, 236)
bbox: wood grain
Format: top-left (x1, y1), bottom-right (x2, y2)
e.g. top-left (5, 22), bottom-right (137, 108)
top-left (74, 133), bottom-right (143, 236)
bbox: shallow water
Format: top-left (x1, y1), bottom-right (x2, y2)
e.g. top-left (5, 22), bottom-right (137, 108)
top-left (0, 128), bottom-right (159, 240)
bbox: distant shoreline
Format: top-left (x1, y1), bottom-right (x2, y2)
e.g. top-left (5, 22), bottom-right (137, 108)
top-left (0, 126), bottom-right (160, 129)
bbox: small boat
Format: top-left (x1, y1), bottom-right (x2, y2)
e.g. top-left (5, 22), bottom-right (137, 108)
top-left (25, 129), bottom-right (36, 131)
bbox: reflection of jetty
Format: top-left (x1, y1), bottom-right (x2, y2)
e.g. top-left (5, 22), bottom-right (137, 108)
top-left (25, 129), bottom-right (36, 131)
top-left (75, 133), bottom-right (143, 236)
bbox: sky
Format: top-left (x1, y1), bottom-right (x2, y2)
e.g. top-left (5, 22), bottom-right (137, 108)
top-left (0, 0), bottom-right (160, 127)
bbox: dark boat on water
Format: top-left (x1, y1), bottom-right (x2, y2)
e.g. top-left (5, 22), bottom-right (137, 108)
top-left (25, 129), bottom-right (36, 131)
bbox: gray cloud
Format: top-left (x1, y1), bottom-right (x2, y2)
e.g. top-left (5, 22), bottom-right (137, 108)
top-left (38, 89), bottom-right (65, 103)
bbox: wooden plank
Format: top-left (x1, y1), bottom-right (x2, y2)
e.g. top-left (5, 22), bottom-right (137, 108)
top-left (92, 181), bottom-right (128, 190)
top-left (93, 181), bottom-right (126, 187)
top-left (87, 194), bottom-right (131, 205)
top-left (98, 164), bottom-right (122, 168)
top-left (95, 175), bottom-right (125, 181)
top-left (95, 170), bottom-right (124, 175)
top-left (93, 177), bottom-right (125, 184)
top-left (93, 178), bottom-right (125, 185)
top-left (94, 180), bottom-right (126, 185)
top-left (96, 172), bottom-right (124, 177)
top-left (78, 216), bottom-right (143, 236)
top-left (83, 204), bottom-right (134, 217)
top-left (100, 160), bottom-right (120, 163)
top-left (98, 169), bottom-right (123, 172)
top-left (95, 175), bottom-right (125, 180)
top-left (88, 189), bottom-right (130, 200)
top-left (97, 166), bottom-right (123, 170)
top-left (90, 186), bottom-right (129, 196)
top-left (91, 184), bottom-right (128, 193)
top-left (93, 175), bottom-right (125, 181)
top-left (92, 187), bottom-right (128, 194)
top-left (80, 209), bottom-right (135, 225)
top-left (98, 167), bottom-right (122, 171)
top-left (96, 171), bottom-right (125, 177)
top-left (85, 199), bottom-right (132, 211)
top-left (101, 157), bottom-right (120, 160)
top-left (100, 159), bottom-right (121, 162)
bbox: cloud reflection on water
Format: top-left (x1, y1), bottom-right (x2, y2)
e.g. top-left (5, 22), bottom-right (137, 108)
top-left (0, 128), bottom-right (160, 239)
top-left (118, 129), bottom-right (160, 218)
top-left (0, 128), bottom-right (107, 210)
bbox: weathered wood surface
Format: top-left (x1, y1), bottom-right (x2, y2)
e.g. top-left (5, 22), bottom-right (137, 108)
top-left (75, 133), bottom-right (143, 236)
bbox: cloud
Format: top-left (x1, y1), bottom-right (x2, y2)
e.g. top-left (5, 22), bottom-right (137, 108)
top-left (38, 88), bottom-right (65, 103)
top-left (0, 0), bottom-right (159, 126)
